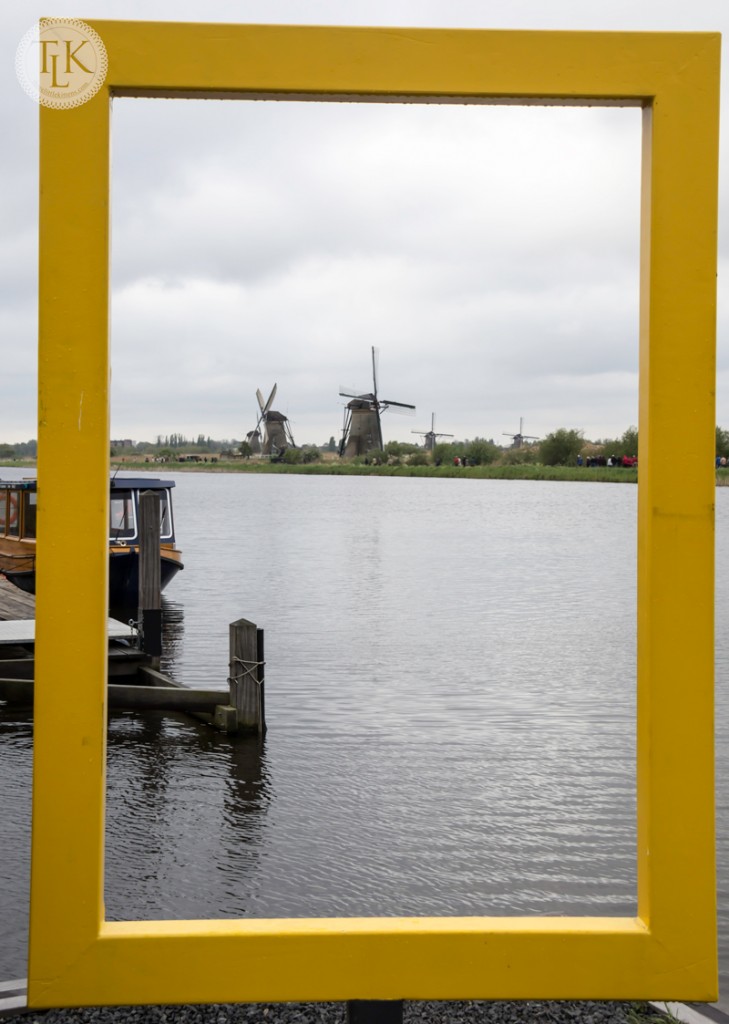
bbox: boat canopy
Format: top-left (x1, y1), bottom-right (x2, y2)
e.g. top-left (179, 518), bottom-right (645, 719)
top-left (0, 477), bottom-right (176, 492)
top-left (111, 478), bottom-right (176, 491)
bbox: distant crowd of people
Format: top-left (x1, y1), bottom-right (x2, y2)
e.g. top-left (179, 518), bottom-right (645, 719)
top-left (577, 454), bottom-right (638, 468)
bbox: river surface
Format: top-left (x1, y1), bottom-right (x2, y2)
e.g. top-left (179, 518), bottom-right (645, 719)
top-left (1, 472), bottom-right (727, 1008)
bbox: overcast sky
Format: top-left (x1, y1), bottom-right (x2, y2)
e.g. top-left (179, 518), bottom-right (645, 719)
top-left (2, 1), bottom-right (728, 448)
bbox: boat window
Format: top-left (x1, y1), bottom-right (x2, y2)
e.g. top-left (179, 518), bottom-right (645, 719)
top-left (109, 491), bottom-right (137, 540)
top-left (7, 490), bottom-right (19, 538)
top-left (21, 492), bottom-right (37, 538)
top-left (0, 492), bottom-right (6, 535)
top-left (159, 490), bottom-right (173, 539)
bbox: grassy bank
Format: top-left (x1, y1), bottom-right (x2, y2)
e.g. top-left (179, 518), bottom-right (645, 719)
top-left (17, 457), bottom-right (729, 485)
top-left (9, 458), bottom-right (729, 486)
top-left (109, 459), bottom-right (640, 483)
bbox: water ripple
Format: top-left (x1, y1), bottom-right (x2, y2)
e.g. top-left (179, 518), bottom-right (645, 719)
top-left (1, 475), bottom-right (727, 1010)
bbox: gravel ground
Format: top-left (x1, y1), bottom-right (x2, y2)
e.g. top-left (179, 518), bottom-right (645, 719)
top-left (16, 1001), bottom-right (666, 1024)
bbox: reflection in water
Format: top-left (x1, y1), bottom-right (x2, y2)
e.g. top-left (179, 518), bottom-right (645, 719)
top-left (220, 735), bottom-right (271, 909)
top-left (105, 715), bottom-right (272, 921)
top-left (160, 596), bottom-right (186, 677)
top-left (0, 711), bottom-right (32, 979)
top-left (104, 594), bottom-right (275, 919)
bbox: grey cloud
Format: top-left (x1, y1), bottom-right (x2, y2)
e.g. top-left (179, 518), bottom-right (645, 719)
top-left (1, 0), bottom-right (726, 443)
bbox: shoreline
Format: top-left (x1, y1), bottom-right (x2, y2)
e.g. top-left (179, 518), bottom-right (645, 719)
top-left (113, 461), bottom-right (641, 483)
top-left (6, 458), bottom-right (729, 485)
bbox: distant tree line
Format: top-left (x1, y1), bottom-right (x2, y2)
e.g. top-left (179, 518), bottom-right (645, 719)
top-left (8, 424), bottom-right (729, 467)
top-left (717, 426), bottom-right (729, 460)
top-left (534, 424), bottom-right (729, 467)
top-left (152, 433), bottom-right (219, 449)
top-left (110, 435), bottom-right (241, 457)
top-left (350, 430), bottom-right (638, 468)
top-left (520, 426), bottom-right (640, 467)
top-left (0, 439), bottom-right (37, 460)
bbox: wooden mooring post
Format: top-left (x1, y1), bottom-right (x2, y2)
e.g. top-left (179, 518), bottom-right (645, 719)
top-left (138, 490), bottom-right (162, 667)
top-left (226, 617), bottom-right (266, 734)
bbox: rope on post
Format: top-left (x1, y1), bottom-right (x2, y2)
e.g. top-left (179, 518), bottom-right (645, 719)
top-left (228, 656), bottom-right (265, 687)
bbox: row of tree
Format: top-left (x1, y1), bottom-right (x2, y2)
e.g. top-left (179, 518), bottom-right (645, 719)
top-left (0, 439), bottom-right (37, 460)
top-left (0, 430), bottom-right (643, 466)
top-left (536, 424), bottom-right (729, 466)
top-left (344, 428), bottom-right (641, 467)
top-left (7, 425), bottom-right (729, 465)
top-left (537, 427), bottom-right (640, 467)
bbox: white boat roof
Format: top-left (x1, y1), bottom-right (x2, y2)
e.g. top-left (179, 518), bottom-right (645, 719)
top-left (0, 618), bottom-right (136, 646)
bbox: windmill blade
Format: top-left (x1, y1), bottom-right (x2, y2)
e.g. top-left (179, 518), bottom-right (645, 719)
top-left (383, 404), bottom-right (416, 417)
top-left (435, 432), bottom-right (454, 438)
top-left (339, 404), bottom-right (354, 456)
top-left (371, 346), bottom-right (379, 400)
top-left (381, 399), bottom-right (416, 410)
top-left (411, 430), bottom-right (429, 436)
top-left (252, 389), bottom-right (267, 438)
top-left (339, 387), bottom-right (371, 400)
top-left (253, 407), bottom-right (267, 440)
top-left (262, 383), bottom-right (278, 416)
top-left (284, 418), bottom-right (297, 448)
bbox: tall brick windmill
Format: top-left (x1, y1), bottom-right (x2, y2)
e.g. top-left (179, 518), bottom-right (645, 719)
top-left (339, 348), bottom-right (415, 458)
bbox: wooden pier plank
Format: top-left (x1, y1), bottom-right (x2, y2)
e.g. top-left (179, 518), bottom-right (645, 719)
top-left (0, 578), bottom-right (36, 620)
top-left (0, 617), bottom-right (135, 645)
top-left (0, 677), bottom-right (229, 711)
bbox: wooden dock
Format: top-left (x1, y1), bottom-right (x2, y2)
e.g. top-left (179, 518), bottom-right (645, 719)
top-left (0, 578), bottom-right (265, 734)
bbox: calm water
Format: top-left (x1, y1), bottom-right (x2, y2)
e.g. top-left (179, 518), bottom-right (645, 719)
top-left (1, 472), bottom-right (727, 1007)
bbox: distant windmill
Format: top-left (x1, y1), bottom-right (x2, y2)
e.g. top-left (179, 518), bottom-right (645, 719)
top-left (412, 413), bottom-right (454, 452)
top-left (502, 417), bottom-right (539, 449)
top-left (248, 384), bottom-right (296, 456)
top-left (339, 347), bottom-right (415, 458)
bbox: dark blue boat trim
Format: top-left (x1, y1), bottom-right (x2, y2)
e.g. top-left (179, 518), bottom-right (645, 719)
top-left (3, 553), bottom-right (183, 608)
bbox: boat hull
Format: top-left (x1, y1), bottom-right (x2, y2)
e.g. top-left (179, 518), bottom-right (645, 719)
top-left (108, 549), bottom-right (184, 610)
top-left (2, 550), bottom-right (184, 610)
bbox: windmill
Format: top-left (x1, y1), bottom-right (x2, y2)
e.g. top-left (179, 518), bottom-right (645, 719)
top-left (502, 417), bottom-right (539, 449)
top-left (249, 384), bottom-right (296, 457)
top-left (339, 347), bottom-right (415, 458)
top-left (412, 413), bottom-right (454, 452)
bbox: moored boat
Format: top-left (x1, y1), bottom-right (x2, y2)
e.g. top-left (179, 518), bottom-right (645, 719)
top-left (0, 476), bottom-right (184, 610)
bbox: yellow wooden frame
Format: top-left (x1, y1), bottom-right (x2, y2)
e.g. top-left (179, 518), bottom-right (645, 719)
top-left (31, 22), bottom-right (720, 1007)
